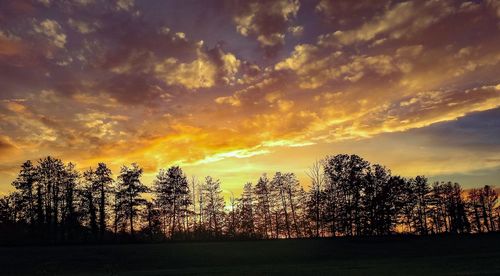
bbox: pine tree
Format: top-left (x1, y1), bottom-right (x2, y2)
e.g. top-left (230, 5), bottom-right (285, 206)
top-left (95, 163), bottom-right (113, 239)
top-left (11, 160), bottom-right (37, 225)
top-left (153, 166), bottom-right (191, 239)
top-left (116, 164), bottom-right (148, 237)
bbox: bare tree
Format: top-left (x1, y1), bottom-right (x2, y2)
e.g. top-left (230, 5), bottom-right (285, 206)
top-left (306, 160), bottom-right (325, 237)
top-left (202, 176), bottom-right (225, 238)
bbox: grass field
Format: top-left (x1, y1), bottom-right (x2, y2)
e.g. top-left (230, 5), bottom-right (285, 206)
top-left (1, 234), bottom-right (499, 275)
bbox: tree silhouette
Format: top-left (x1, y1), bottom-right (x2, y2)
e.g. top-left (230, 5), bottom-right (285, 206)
top-left (253, 174), bottom-right (272, 238)
top-left (412, 176), bottom-right (430, 235)
top-left (202, 176), bottom-right (225, 238)
top-left (81, 168), bottom-right (99, 238)
top-left (323, 154), bottom-right (370, 236)
top-left (1, 154), bottom-right (499, 244)
top-left (11, 161), bottom-right (37, 226)
top-left (37, 157), bottom-right (67, 239)
top-left (142, 200), bottom-right (162, 240)
top-left (306, 160), bottom-right (326, 237)
top-left (94, 163), bottom-right (113, 240)
top-left (61, 163), bottom-right (79, 240)
top-left (239, 182), bottom-right (255, 237)
top-left (116, 164), bottom-right (148, 237)
top-left (153, 166), bottom-right (191, 239)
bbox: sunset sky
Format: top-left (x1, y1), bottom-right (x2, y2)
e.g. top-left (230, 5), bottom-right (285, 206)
top-left (0, 0), bottom-right (499, 197)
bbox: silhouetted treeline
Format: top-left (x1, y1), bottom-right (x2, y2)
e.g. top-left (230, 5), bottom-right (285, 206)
top-left (0, 154), bottom-right (498, 244)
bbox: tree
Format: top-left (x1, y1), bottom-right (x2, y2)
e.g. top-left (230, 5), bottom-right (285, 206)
top-left (323, 154), bottom-right (370, 236)
top-left (239, 183), bottom-right (254, 237)
top-left (202, 176), bottom-right (225, 237)
top-left (153, 166), bottom-right (191, 239)
top-left (116, 164), bottom-right (148, 237)
top-left (11, 160), bottom-right (37, 225)
top-left (479, 185), bottom-right (498, 232)
top-left (363, 164), bottom-right (392, 235)
top-left (429, 182), bottom-right (470, 234)
top-left (94, 163), bottom-right (113, 239)
top-left (447, 182), bottom-right (470, 234)
top-left (112, 182), bottom-right (125, 236)
top-left (37, 156), bottom-right (66, 239)
top-left (270, 172), bottom-right (303, 238)
top-left (400, 178), bottom-right (418, 233)
top-left (271, 172), bottom-right (292, 238)
top-left (468, 188), bottom-right (484, 233)
top-left (227, 191), bottom-right (237, 238)
top-left (61, 163), bottom-right (79, 240)
top-left (306, 160), bottom-right (326, 237)
top-left (9, 157), bottom-right (82, 241)
top-left (81, 168), bottom-right (98, 238)
top-left (196, 179), bottom-right (205, 231)
top-left (376, 175), bottom-right (407, 235)
top-left (413, 176), bottom-right (430, 235)
top-left (253, 174), bottom-right (272, 238)
top-left (141, 200), bottom-right (162, 241)
top-left (284, 173), bottom-right (303, 238)
top-left (0, 196), bottom-right (14, 224)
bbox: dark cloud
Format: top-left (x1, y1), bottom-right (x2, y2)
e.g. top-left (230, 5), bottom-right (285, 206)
top-left (233, 0), bottom-right (300, 58)
top-left (411, 107), bottom-right (500, 151)
top-left (0, 0), bottom-right (249, 106)
top-left (102, 73), bottom-right (164, 105)
top-left (315, 0), bottom-right (392, 27)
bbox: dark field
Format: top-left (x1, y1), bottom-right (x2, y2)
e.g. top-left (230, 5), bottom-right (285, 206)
top-left (1, 234), bottom-right (499, 275)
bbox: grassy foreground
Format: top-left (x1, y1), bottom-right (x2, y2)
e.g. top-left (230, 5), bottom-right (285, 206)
top-left (1, 234), bottom-right (499, 275)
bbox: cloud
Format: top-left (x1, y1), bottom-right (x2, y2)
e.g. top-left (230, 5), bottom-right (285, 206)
top-left (154, 44), bottom-right (242, 89)
top-left (33, 19), bottom-right (67, 48)
top-left (315, 0), bottom-right (390, 26)
top-left (1, 3), bottom-right (246, 106)
top-left (155, 50), bottom-right (217, 90)
top-left (75, 111), bottom-right (128, 139)
top-left (274, 44), bottom-right (419, 88)
top-left (67, 18), bottom-right (98, 34)
top-left (288, 25), bottom-right (303, 37)
top-left (219, 52), bottom-right (241, 84)
top-left (233, 0), bottom-right (300, 56)
top-left (116, 0), bottom-right (134, 11)
top-left (361, 85), bottom-right (500, 136)
top-left (318, 1), bottom-right (454, 47)
top-left (215, 75), bottom-right (286, 109)
top-left (72, 0), bottom-right (95, 6)
top-left (215, 95), bottom-right (241, 107)
top-left (412, 107), bottom-right (500, 152)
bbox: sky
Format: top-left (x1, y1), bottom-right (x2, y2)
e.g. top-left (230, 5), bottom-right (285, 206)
top-left (0, 0), bottom-right (499, 197)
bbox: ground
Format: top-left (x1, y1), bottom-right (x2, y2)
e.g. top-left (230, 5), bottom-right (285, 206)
top-left (1, 234), bottom-right (499, 275)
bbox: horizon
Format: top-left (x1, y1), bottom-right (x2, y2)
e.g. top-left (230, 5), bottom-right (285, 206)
top-left (1, 0), bottom-right (500, 198)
